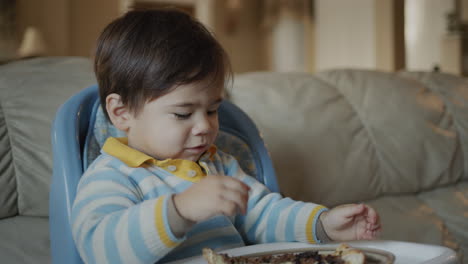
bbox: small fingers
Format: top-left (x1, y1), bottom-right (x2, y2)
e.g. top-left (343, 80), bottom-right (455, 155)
top-left (365, 206), bottom-right (379, 224)
top-left (359, 229), bottom-right (378, 240)
top-left (219, 188), bottom-right (249, 214)
top-left (362, 221), bottom-right (382, 240)
top-left (222, 177), bottom-right (250, 194)
top-left (366, 223), bottom-right (381, 233)
top-left (208, 176), bottom-right (249, 215)
top-left (340, 203), bottom-right (366, 219)
top-left (222, 178), bottom-right (250, 214)
top-left (358, 207), bottom-right (381, 240)
top-left (219, 200), bottom-right (238, 216)
top-left (364, 227), bottom-right (381, 239)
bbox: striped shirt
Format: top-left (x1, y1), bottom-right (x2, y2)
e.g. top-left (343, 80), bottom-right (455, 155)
top-left (71, 137), bottom-right (327, 264)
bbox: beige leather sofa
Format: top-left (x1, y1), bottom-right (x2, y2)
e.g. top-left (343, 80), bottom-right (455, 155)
top-left (0, 57), bottom-right (96, 263)
top-left (230, 70), bottom-right (468, 263)
top-left (0, 57), bottom-right (466, 263)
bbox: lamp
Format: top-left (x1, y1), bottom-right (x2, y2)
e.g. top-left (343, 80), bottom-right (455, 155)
top-left (17, 26), bottom-right (47, 58)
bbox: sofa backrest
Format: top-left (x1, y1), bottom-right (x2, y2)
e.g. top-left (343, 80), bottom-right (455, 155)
top-left (230, 70), bottom-right (468, 206)
top-left (0, 57), bottom-right (96, 219)
top-left (2, 59), bottom-right (466, 216)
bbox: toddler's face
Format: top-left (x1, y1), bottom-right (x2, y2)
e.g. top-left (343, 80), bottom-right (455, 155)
top-left (126, 80), bottom-right (223, 161)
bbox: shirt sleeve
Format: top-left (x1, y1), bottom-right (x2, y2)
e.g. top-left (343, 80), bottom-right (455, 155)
top-left (219, 152), bottom-right (328, 245)
top-left (71, 161), bottom-right (184, 264)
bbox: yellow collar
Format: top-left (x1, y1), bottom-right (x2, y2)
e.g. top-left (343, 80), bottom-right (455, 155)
top-left (102, 137), bottom-right (216, 182)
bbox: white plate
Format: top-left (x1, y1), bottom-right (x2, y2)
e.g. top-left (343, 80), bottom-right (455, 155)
top-left (168, 240), bottom-right (458, 264)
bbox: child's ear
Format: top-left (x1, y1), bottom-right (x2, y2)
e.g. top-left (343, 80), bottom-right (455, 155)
top-left (106, 93), bottom-right (132, 132)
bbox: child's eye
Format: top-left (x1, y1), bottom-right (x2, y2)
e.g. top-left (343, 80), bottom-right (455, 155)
top-left (174, 113), bottom-right (191, 119)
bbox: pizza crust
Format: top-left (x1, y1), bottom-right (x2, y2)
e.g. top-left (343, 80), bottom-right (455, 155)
top-left (336, 244), bottom-right (366, 264)
top-left (202, 248), bottom-right (229, 264)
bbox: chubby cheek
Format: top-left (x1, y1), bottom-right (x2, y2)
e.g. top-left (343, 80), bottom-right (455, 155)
top-left (164, 124), bottom-right (190, 145)
top-left (211, 124), bottom-right (219, 144)
top-left (207, 118), bottom-right (219, 143)
top-left (149, 130), bottom-right (186, 159)
top-left (170, 124), bottom-right (196, 150)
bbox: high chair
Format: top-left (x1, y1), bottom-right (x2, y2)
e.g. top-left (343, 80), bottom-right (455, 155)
top-left (49, 84), bottom-right (279, 264)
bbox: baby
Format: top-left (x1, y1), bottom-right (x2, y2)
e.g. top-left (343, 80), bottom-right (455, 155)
top-left (71, 8), bottom-right (381, 264)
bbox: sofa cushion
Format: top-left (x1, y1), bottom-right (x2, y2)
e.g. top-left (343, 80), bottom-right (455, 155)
top-left (0, 57), bottom-right (96, 218)
top-left (367, 195), bottom-right (455, 246)
top-left (316, 70), bottom-right (465, 198)
top-left (0, 102), bottom-right (17, 218)
top-left (0, 216), bottom-right (49, 264)
top-left (230, 70), bottom-right (468, 207)
top-left (397, 71), bottom-right (468, 181)
top-left (417, 181), bottom-right (468, 259)
top-left (365, 181), bottom-right (468, 262)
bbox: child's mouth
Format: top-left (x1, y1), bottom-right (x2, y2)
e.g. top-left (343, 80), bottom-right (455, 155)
top-left (186, 145), bottom-right (207, 154)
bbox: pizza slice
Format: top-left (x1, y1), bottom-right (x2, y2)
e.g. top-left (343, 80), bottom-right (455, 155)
top-left (203, 243), bottom-right (365, 264)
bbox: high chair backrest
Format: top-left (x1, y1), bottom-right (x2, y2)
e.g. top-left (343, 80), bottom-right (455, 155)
top-left (49, 85), bottom-right (279, 264)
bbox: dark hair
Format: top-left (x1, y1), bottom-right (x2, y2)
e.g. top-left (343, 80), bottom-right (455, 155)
top-left (94, 8), bottom-right (231, 119)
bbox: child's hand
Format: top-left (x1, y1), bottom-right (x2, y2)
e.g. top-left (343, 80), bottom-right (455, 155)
top-left (320, 203), bottom-right (381, 241)
top-left (173, 175), bottom-right (250, 223)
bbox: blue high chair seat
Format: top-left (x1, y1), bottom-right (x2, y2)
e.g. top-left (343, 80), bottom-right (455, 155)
top-left (49, 84), bottom-right (279, 264)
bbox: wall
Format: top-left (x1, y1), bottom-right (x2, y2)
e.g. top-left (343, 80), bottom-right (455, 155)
top-left (315, 0), bottom-right (376, 72)
top-left (70, 0), bottom-right (120, 57)
top-left (16, 0), bottom-right (120, 57)
top-left (211, 0), bottom-right (267, 73)
top-left (314, 0), bottom-right (404, 72)
top-left (405, 0), bottom-right (454, 71)
top-left (0, 0), bottom-right (16, 61)
top-left (15, 0), bottom-right (406, 73)
top-left (375, 0), bottom-right (405, 71)
top-left (268, 1), bottom-right (311, 72)
top-left (15, 0), bottom-right (264, 73)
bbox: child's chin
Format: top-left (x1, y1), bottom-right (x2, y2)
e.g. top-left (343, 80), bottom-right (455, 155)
top-left (182, 155), bottom-right (201, 162)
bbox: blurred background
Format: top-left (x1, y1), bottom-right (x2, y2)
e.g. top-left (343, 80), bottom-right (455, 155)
top-left (1, 0), bottom-right (467, 75)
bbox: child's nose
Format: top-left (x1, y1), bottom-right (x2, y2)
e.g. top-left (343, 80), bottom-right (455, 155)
top-left (193, 116), bottom-right (212, 135)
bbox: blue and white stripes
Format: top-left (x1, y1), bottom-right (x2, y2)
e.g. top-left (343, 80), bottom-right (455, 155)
top-left (71, 138), bottom-right (327, 263)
